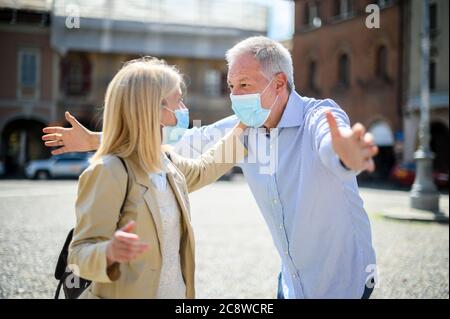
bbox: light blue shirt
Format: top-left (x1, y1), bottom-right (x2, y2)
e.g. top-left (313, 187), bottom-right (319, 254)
top-left (175, 91), bottom-right (377, 298)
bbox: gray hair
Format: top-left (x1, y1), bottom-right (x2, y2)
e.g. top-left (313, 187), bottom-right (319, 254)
top-left (225, 36), bottom-right (295, 90)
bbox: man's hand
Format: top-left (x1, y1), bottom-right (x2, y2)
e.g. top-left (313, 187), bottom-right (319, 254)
top-left (326, 111), bottom-right (379, 172)
top-left (42, 111), bottom-right (101, 155)
top-left (106, 221), bottom-right (149, 266)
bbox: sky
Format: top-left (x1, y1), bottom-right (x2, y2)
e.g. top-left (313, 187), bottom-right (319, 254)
top-left (266, 0), bottom-right (295, 40)
top-left (230, 0), bottom-right (295, 41)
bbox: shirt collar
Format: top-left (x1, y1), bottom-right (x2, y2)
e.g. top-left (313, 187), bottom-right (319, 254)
top-left (277, 90), bottom-right (304, 128)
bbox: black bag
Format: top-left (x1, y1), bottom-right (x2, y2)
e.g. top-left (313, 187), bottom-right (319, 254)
top-left (54, 157), bottom-right (129, 299)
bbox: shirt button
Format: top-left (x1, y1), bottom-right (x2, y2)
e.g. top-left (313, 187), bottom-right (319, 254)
top-left (293, 274), bottom-right (297, 279)
top-left (273, 199), bottom-right (277, 204)
top-left (279, 224), bottom-right (283, 229)
top-left (285, 250), bottom-right (289, 255)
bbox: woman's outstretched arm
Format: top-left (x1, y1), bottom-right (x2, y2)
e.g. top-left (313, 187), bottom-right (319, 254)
top-left (168, 122), bottom-right (248, 193)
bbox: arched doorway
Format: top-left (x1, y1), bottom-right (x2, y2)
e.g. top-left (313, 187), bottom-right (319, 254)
top-left (369, 121), bottom-right (396, 180)
top-left (430, 121), bottom-right (449, 174)
top-left (1, 118), bottom-right (50, 177)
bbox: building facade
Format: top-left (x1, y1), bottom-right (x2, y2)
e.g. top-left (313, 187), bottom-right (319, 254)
top-left (293, 0), bottom-right (405, 179)
top-left (0, 1), bottom-right (55, 175)
top-left (0, 0), bottom-right (269, 175)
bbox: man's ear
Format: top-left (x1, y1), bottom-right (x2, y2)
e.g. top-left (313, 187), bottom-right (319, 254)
top-left (275, 73), bottom-right (288, 92)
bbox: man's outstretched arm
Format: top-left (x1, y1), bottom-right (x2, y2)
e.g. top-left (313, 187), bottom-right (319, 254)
top-left (310, 100), bottom-right (379, 180)
top-left (42, 111), bottom-right (101, 155)
top-left (325, 110), bottom-right (378, 173)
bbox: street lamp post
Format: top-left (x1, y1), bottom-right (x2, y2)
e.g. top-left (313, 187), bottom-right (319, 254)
top-left (410, 0), bottom-right (440, 212)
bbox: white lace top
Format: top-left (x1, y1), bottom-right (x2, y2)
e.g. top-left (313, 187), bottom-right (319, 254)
top-left (151, 172), bottom-right (186, 299)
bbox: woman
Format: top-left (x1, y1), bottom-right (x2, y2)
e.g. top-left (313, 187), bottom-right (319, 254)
top-left (68, 57), bottom-right (246, 299)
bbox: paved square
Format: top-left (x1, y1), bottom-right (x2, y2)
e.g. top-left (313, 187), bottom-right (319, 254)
top-left (0, 178), bottom-right (448, 298)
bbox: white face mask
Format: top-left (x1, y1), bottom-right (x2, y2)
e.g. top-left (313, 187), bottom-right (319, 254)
top-left (229, 77), bottom-right (279, 128)
top-left (160, 105), bottom-right (190, 144)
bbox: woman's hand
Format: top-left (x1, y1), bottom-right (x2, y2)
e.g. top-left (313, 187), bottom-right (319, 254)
top-left (237, 121), bottom-right (248, 131)
top-left (42, 111), bottom-right (101, 155)
top-left (232, 121), bottom-right (248, 137)
top-left (106, 221), bottom-right (149, 266)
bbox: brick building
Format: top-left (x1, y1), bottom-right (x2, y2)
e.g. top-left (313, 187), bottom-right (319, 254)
top-left (292, 0), bottom-right (404, 179)
top-left (292, 0), bottom-right (448, 181)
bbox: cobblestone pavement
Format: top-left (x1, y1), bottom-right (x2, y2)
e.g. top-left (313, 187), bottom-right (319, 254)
top-left (0, 178), bottom-right (448, 299)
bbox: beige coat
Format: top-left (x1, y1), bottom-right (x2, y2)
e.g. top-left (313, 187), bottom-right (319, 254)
top-left (68, 132), bottom-right (246, 298)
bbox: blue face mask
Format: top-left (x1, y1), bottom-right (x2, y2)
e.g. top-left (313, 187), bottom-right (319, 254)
top-left (230, 77), bottom-right (279, 128)
top-left (161, 107), bottom-right (190, 144)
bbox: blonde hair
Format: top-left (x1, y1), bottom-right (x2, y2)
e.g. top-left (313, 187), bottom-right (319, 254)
top-left (92, 57), bottom-right (183, 173)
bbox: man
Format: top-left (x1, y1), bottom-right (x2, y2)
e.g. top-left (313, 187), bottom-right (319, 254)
top-left (43, 37), bottom-right (378, 299)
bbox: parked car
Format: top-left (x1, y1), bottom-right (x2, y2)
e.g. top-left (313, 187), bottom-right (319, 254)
top-left (25, 153), bottom-right (92, 180)
top-left (0, 160), bottom-right (4, 176)
top-left (389, 162), bottom-right (449, 188)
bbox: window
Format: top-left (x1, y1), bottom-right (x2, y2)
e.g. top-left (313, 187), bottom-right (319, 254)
top-left (303, 2), bottom-right (310, 26)
top-left (56, 158), bottom-right (85, 164)
top-left (21, 53), bottom-right (37, 87)
top-left (304, 1), bottom-right (321, 28)
top-left (429, 3), bottom-right (437, 35)
top-left (18, 49), bottom-right (40, 99)
top-left (204, 69), bottom-right (221, 97)
top-left (308, 60), bottom-right (318, 90)
top-left (376, 46), bottom-right (388, 79)
top-left (334, 0), bottom-right (353, 18)
top-left (338, 54), bottom-right (350, 87)
top-left (68, 62), bottom-right (83, 94)
top-left (309, 2), bottom-right (321, 28)
top-left (221, 71), bottom-right (229, 95)
top-left (429, 60), bottom-right (436, 91)
top-left (376, 0), bottom-right (393, 9)
top-left (60, 53), bottom-right (91, 96)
